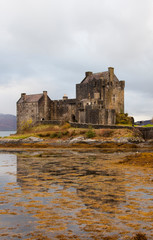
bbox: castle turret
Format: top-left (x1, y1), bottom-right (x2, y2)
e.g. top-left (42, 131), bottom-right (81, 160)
top-left (108, 67), bottom-right (114, 82)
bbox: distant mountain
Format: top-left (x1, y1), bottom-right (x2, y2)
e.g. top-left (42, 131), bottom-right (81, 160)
top-left (135, 119), bottom-right (152, 126)
top-left (0, 114), bottom-right (16, 131)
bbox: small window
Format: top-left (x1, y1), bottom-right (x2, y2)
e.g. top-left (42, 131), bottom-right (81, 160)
top-left (113, 94), bottom-right (116, 103)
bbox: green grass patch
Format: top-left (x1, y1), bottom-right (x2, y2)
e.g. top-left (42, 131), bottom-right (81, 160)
top-left (8, 134), bottom-right (32, 139)
top-left (141, 124), bottom-right (153, 127)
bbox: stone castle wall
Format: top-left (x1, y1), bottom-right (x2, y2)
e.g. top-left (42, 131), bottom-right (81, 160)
top-left (17, 92), bottom-right (51, 130)
top-left (17, 101), bottom-right (39, 130)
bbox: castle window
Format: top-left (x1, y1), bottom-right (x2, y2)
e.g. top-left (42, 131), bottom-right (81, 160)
top-left (113, 94), bottom-right (116, 103)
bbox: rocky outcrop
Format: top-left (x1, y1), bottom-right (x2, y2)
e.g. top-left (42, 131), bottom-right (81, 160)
top-left (0, 137), bottom-right (43, 144)
top-left (0, 135), bottom-right (145, 148)
top-left (56, 136), bottom-right (145, 145)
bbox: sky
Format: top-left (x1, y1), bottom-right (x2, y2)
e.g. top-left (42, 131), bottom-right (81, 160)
top-left (0, 0), bottom-right (153, 121)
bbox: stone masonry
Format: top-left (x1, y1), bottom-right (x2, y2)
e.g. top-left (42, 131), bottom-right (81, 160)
top-left (17, 67), bottom-right (125, 131)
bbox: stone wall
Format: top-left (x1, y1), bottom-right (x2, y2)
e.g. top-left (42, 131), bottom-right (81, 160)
top-left (70, 122), bottom-right (133, 129)
top-left (38, 96), bottom-right (51, 121)
top-left (17, 102), bottom-right (39, 130)
top-left (76, 78), bottom-right (102, 101)
top-left (137, 127), bottom-right (153, 140)
top-left (51, 99), bottom-right (77, 122)
top-left (104, 81), bottom-right (125, 113)
top-left (36, 120), bottom-right (63, 125)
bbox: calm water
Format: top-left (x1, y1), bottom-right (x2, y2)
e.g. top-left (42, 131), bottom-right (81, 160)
top-left (0, 131), bottom-right (16, 137)
top-left (0, 150), bottom-right (153, 239)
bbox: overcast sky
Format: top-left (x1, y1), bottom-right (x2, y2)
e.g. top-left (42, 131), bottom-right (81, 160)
top-left (0, 0), bottom-right (153, 121)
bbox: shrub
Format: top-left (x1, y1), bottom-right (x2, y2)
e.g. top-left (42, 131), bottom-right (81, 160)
top-left (86, 128), bottom-right (96, 138)
top-left (57, 132), bottom-right (62, 138)
top-left (38, 133), bottom-right (43, 137)
top-left (50, 132), bottom-right (58, 138)
top-left (116, 113), bottom-right (134, 125)
top-left (38, 133), bottom-right (50, 137)
top-left (62, 131), bottom-right (69, 136)
top-left (21, 118), bottom-right (33, 131)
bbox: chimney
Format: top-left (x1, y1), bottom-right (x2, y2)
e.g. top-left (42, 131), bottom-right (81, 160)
top-left (108, 67), bottom-right (114, 82)
top-left (43, 91), bottom-right (47, 97)
top-left (63, 94), bottom-right (68, 100)
top-left (85, 71), bottom-right (93, 77)
top-left (21, 93), bottom-right (26, 101)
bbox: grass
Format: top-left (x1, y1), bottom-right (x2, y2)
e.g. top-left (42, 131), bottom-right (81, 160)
top-left (141, 124), bottom-right (153, 127)
top-left (8, 134), bottom-right (33, 139)
top-left (8, 123), bottom-right (143, 142)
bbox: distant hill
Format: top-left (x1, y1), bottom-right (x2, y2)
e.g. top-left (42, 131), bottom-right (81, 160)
top-left (0, 114), bottom-right (16, 131)
top-left (135, 119), bottom-right (152, 126)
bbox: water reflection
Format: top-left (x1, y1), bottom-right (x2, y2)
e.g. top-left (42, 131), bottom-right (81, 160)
top-left (17, 152), bottom-right (126, 211)
top-left (0, 151), bottom-right (153, 239)
top-left (0, 154), bottom-right (17, 185)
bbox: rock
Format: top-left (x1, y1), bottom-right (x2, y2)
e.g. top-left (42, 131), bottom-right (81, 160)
top-left (112, 137), bottom-right (145, 143)
top-left (58, 137), bottom-right (102, 145)
top-left (0, 138), bottom-right (19, 144)
top-left (20, 137), bottom-right (43, 143)
top-left (0, 136), bottom-right (43, 144)
top-left (128, 137), bottom-right (145, 143)
top-left (112, 137), bottom-right (129, 143)
top-left (69, 137), bottom-right (85, 144)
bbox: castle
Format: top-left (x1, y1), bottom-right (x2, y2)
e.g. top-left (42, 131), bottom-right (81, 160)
top-left (17, 67), bottom-right (125, 131)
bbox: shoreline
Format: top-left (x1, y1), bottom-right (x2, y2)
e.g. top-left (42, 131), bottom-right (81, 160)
top-left (0, 136), bottom-right (152, 151)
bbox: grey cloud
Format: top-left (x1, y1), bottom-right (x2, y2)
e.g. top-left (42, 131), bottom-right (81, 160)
top-left (0, 0), bottom-right (153, 120)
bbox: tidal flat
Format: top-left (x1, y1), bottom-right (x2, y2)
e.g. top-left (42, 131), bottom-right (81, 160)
top-left (0, 149), bottom-right (153, 240)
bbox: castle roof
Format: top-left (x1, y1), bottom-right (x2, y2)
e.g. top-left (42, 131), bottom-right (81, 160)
top-left (18, 94), bottom-right (43, 103)
top-left (81, 71), bottom-right (119, 84)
